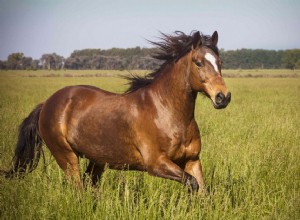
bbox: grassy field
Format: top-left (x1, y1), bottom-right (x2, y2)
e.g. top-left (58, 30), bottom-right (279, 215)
top-left (0, 68), bottom-right (299, 78)
top-left (0, 70), bottom-right (299, 219)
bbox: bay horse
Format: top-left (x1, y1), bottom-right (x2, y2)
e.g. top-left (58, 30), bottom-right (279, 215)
top-left (2, 31), bottom-right (231, 193)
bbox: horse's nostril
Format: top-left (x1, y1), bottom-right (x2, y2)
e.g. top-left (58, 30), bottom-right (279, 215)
top-left (215, 92), bottom-right (225, 104)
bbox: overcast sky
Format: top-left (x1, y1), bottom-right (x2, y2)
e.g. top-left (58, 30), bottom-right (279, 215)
top-left (0, 0), bottom-right (299, 60)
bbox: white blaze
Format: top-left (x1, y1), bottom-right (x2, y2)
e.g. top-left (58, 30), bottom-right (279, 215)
top-left (205, 53), bottom-right (219, 73)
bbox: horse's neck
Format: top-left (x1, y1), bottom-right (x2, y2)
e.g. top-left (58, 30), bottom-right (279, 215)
top-left (150, 57), bottom-right (197, 123)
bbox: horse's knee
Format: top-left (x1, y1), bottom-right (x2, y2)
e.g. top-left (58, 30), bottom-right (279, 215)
top-left (146, 156), bottom-right (181, 177)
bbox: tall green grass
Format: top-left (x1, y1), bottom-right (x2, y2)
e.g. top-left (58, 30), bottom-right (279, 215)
top-left (0, 71), bottom-right (299, 219)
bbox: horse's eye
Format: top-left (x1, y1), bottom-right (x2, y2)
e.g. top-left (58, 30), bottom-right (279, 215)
top-left (195, 61), bottom-right (203, 68)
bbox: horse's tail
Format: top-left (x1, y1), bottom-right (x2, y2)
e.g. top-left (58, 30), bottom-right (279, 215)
top-left (1, 103), bottom-right (44, 178)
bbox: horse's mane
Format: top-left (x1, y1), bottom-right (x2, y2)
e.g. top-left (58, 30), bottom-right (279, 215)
top-left (124, 31), bottom-right (219, 93)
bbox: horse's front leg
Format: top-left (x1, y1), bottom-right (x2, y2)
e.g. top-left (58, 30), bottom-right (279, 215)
top-left (184, 135), bottom-right (207, 194)
top-left (146, 154), bottom-right (199, 192)
top-left (184, 159), bottom-right (206, 194)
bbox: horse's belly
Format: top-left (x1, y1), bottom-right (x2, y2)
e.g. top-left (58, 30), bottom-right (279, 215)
top-left (81, 143), bottom-right (146, 171)
top-left (69, 129), bottom-right (145, 171)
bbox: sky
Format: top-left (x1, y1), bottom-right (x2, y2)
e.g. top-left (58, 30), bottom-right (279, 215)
top-left (0, 0), bottom-right (299, 60)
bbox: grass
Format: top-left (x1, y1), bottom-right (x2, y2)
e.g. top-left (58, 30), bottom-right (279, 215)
top-left (0, 69), bottom-right (299, 78)
top-left (0, 70), bottom-right (299, 219)
top-left (222, 69), bottom-right (300, 77)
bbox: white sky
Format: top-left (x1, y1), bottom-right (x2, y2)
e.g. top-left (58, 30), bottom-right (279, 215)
top-left (0, 0), bottom-right (299, 60)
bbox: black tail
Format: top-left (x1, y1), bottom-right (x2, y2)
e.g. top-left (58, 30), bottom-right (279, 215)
top-left (2, 103), bottom-right (44, 178)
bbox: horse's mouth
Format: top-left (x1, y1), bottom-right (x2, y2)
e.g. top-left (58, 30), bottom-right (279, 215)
top-left (212, 92), bottom-right (231, 109)
top-left (213, 101), bottom-right (229, 109)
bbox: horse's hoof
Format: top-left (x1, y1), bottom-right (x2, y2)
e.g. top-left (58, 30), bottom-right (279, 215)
top-left (184, 173), bottom-right (199, 192)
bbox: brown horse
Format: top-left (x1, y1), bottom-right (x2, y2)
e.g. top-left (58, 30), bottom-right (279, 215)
top-left (3, 31), bottom-right (231, 193)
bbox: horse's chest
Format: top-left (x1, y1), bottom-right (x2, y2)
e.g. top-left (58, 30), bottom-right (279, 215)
top-left (169, 143), bottom-right (187, 161)
top-left (166, 128), bottom-right (200, 162)
top-left (166, 132), bottom-right (189, 160)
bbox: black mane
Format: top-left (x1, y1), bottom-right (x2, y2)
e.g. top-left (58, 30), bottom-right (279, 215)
top-left (125, 31), bottom-right (219, 93)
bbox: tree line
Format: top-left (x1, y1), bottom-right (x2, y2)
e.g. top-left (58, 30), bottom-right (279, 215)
top-left (1, 47), bottom-right (299, 70)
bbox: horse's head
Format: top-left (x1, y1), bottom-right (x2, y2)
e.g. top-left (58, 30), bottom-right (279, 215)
top-left (189, 31), bottom-right (231, 109)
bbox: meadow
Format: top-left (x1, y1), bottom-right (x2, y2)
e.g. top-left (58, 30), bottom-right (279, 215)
top-left (0, 70), bottom-right (299, 219)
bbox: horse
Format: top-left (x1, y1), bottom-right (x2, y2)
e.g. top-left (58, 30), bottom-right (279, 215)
top-left (2, 30), bottom-right (231, 193)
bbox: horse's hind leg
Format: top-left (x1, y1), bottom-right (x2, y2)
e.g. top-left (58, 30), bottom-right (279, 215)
top-left (84, 162), bottom-right (105, 186)
top-left (46, 139), bottom-right (82, 188)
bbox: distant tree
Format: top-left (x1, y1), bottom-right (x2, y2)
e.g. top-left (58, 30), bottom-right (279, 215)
top-left (22, 57), bottom-right (33, 70)
top-left (6, 53), bottom-right (25, 69)
top-left (3, 48), bottom-right (296, 71)
top-left (295, 60), bottom-right (300, 69)
top-left (64, 57), bottom-right (82, 69)
top-left (70, 49), bottom-right (101, 58)
top-left (31, 59), bottom-right (41, 70)
top-left (65, 47), bottom-right (162, 70)
top-left (0, 60), bottom-right (7, 70)
top-left (282, 49), bottom-right (300, 70)
top-left (221, 49), bottom-right (285, 69)
top-left (3, 53), bottom-right (41, 70)
top-left (40, 53), bottom-right (64, 70)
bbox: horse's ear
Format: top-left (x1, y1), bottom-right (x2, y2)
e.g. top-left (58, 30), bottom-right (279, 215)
top-left (192, 31), bottom-right (201, 49)
top-left (211, 31), bottom-right (218, 46)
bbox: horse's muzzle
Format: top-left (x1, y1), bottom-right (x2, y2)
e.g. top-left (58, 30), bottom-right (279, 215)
top-left (213, 92), bottom-right (231, 109)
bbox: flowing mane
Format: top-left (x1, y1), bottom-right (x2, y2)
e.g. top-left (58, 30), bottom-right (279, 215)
top-left (124, 31), bottom-right (219, 93)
